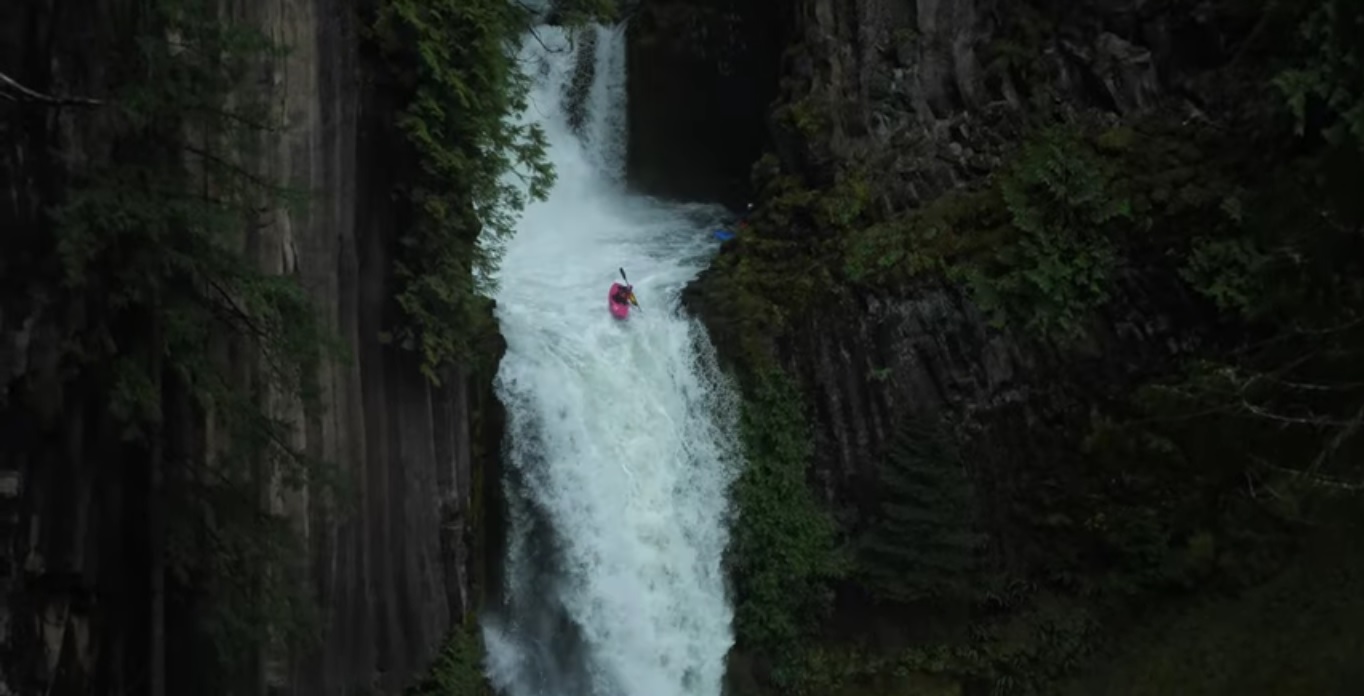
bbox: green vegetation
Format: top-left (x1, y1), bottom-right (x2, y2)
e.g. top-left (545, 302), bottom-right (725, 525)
top-left (368, 3), bottom-right (616, 693)
top-left (1274, 0), bottom-right (1364, 151)
top-left (372, 0), bottom-right (617, 383)
top-left (728, 369), bottom-right (844, 684)
top-left (696, 0), bottom-right (1364, 693)
top-left (855, 416), bottom-right (987, 605)
top-left (406, 621), bottom-right (493, 696)
top-left (39, 0), bottom-right (335, 686)
top-left (1058, 503), bottom-right (1364, 695)
top-left (372, 0), bottom-right (549, 382)
top-left (965, 129), bottom-right (1131, 341)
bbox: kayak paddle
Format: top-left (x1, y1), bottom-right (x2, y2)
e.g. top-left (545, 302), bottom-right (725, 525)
top-left (618, 267), bottom-right (641, 308)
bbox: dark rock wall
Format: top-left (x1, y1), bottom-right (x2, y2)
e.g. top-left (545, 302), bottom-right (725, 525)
top-left (0, 0), bottom-right (501, 694)
top-left (682, 0), bottom-right (1259, 523)
top-left (624, 0), bottom-right (791, 206)
top-left (774, 0), bottom-right (1244, 205)
top-left (770, 275), bottom-right (1210, 531)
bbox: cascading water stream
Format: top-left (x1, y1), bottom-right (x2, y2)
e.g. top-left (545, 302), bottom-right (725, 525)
top-left (481, 20), bottom-right (742, 696)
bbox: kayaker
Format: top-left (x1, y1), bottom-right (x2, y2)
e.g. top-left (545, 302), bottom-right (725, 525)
top-left (611, 283), bottom-right (636, 307)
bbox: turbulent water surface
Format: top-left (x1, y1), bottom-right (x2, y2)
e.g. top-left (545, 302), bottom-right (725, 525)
top-left (481, 21), bottom-right (742, 696)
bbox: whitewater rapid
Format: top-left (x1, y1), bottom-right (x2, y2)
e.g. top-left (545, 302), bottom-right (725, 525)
top-left (481, 21), bottom-right (742, 696)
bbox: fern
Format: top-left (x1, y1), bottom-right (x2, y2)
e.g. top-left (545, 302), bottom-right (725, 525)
top-left (1274, 0), bottom-right (1364, 150)
top-left (966, 128), bottom-right (1131, 340)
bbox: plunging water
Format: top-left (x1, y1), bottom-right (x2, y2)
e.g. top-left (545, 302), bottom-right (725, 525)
top-left (481, 21), bottom-right (741, 696)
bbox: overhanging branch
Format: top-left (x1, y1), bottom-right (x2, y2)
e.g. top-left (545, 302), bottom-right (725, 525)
top-left (0, 70), bottom-right (104, 107)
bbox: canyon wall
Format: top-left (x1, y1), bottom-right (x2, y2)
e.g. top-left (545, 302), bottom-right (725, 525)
top-left (677, 0), bottom-right (1363, 693)
top-left (0, 0), bottom-right (502, 693)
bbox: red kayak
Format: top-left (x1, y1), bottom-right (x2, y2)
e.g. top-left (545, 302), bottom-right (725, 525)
top-left (608, 282), bottom-right (635, 320)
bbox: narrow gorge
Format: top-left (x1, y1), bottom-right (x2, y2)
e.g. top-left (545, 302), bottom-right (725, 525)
top-left (3, 0), bottom-right (1363, 695)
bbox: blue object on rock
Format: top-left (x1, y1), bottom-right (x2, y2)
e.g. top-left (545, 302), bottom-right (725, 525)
top-left (712, 229), bottom-right (736, 241)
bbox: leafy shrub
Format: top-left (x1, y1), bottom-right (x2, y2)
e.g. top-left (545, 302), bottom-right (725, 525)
top-left (965, 128), bottom-right (1132, 341)
top-left (728, 369), bottom-right (845, 668)
top-left (406, 622), bottom-right (492, 696)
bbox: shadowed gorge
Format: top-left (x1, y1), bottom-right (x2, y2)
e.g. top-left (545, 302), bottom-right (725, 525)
top-left (624, 0), bottom-right (790, 206)
top-left (3, 0), bottom-right (1363, 694)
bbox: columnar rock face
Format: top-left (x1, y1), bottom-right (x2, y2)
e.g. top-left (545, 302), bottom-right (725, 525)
top-left (0, 1), bottom-right (500, 694)
top-left (687, 0), bottom-right (1230, 498)
top-left (767, 276), bottom-right (1208, 518)
top-left (678, 0), bottom-right (1310, 688)
top-left (773, 0), bottom-right (1217, 205)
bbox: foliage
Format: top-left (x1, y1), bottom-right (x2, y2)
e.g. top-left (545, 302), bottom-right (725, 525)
top-left (855, 416), bottom-right (987, 604)
top-left (1274, 0), bottom-right (1364, 151)
top-left (843, 124), bottom-right (1135, 341)
top-left (371, 0), bottom-right (545, 383)
top-left (776, 95), bottom-right (829, 140)
top-left (694, 0), bottom-right (1364, 693)
top-left (168, 475), bottom-right (321, 680)
top-left (963, 128), bottom-right (1132, 341)
top-left (1056, 503), bottom-right (1364, 695)
top-left (1177, 236), bottom-right (1270, 318)
top-left (372, 0), bottom-right (615, 383)
top-left (842, 186), bottom-right (1010, 286)
top-left (982, 2), bottom-right (1054, 81)
top-left (43, 0), bottom-right (341, 685)
top-left (684, 155), bottom-right (844, 370)
top-left (728, 369), bottom-right (845, 675)
top-left (406, 621), bottom-right (492, 696)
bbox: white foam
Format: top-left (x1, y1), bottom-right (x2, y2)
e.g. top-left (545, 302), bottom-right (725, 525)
top-left (481, 22), bottom-right (742, 696)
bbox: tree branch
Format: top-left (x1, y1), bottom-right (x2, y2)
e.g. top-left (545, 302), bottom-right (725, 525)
top-left (1307, 398), bottom-right (1364, 477)
top-left (0, 70), bottom-right (103, 106)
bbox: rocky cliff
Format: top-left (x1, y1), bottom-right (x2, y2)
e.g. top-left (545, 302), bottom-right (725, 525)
top-left (0, 0), bottom-right (503, 694)
top-left (677, 0), bottom-right (1364, 693)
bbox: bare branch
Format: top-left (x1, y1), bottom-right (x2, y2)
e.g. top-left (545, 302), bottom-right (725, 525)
top-left (1265, 464), bottom-right (1364, 492)
top-left (0, 70), bottom-right (104, 107)
top-left (1237, 397), bottom-right (1352, 428)
top-left (526, 25), bottom-right (572, 55)
top-left (1307, 399), bottom-right (1364, 476)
